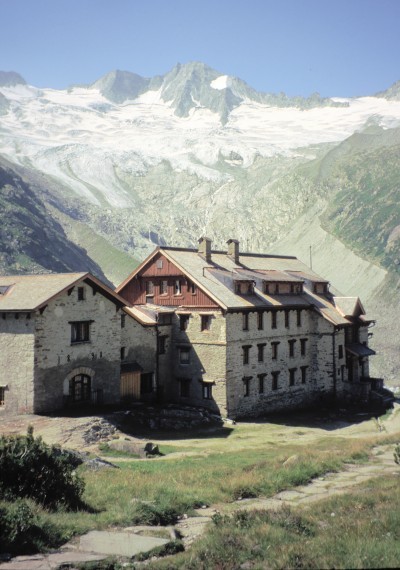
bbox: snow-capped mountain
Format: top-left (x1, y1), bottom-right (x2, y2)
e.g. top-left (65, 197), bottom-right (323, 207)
top-left (1, 62), bottom-right (400, 382)
top-left (1, 62), bottom-right (400, 209)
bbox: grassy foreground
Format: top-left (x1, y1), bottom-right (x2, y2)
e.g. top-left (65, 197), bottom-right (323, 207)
top-left (147, 475), bottom-right (400, 570)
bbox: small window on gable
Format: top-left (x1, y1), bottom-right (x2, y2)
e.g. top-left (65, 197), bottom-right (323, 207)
top-left (71, 321), bottom-right (91, 343)
top-left (175, 280), bottom-right (182, 295)
top-left (145, 281), bottom-right (154, 295)
top-left (77, 287), bottom-right (85, 301)
top-left (121, 314), bottom-right (126, 329)
top-left (201, 314), bottom-right (212, 332)
top-left (156, 259), bottom-right (163, 269)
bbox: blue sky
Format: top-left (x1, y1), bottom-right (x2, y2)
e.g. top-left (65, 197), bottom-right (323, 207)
top-left (1, 0), bottom-right (399, 97)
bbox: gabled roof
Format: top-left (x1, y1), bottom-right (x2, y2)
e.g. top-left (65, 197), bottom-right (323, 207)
top-left (0, 273), bottom-right (126, 311)
top-left (334, 297), bottom-right (366, 318)
top-left (116, 244), bottom-right (367, 326)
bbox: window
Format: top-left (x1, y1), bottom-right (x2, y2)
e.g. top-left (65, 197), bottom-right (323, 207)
top-left (77, 286), bottom-right (85, 301)
top-left (285, 310), bottom-right (290, 328)
top-left (158, 335), bottom-right (167, 354)
top-left (242, 345), bottom-right (251, 365)
top-left (271, 341), bottom-right (279, 360)
top-left (297, 309), bottom-right (302, 327)
top-left (156, 259), bottom-right (163, 269)
top-left (179, 379), bottom-right (190, 398)
top-left (289, 368), bottom-right (296, 386)
top-left (201, 314), bottom-right (212, 332)
top-left (70, 374), bottom-right (91, 402)
top-left (242, 312), bottom-right (249, 331)
top-left (338, 345), bottom-right (344, 359)
top-left (179, 314), bottom-right (190, 331)
top-left (301, 366), bottom-right (308, 384)
top-left (0, 387), bottom-right (5, 406)
top-left (160, 280), bottom-right (168, 295)
top-left (257, 343), bottom-right (266, 362)
top-left (272, 371), bottom-right (280, 391)
top-left (258, 312), bottom-right (264, 330)
top-left (158, 313), bottom-right (172, 325)
top-left (71, 321), bottom-right (91, 343)
top-left (121, 314), bottom-right (126, 328)
top-left (271, 312), bottom-right (277, 329)
top-left (174, 280), bottom-right (182, 295)
top-left (288, 339), bottom-right (296, 357)
top-left (202, 383), bottom-right (212, 400)
top-left (145, 280), bottom-right (154, 295)
top-left (258, 374), bottom-right (266, 394)
top-left (120, 347), bottom-right (126, 360)
top-left (179, 347), bottom-right (190, 365)
top-left (188, 281), bottom-right (196, 294)
top-left (243, 377), bottom-right (251, 397)
top-left (300, 338), bottom-right (308, 356)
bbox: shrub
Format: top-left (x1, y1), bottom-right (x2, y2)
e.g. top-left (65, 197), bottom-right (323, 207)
top-left (0, 499), bottom-right (63, 555)
top-left (0, 426), bottom-right (85, 509)
top-left (130, 502), bottom-right (180, 526)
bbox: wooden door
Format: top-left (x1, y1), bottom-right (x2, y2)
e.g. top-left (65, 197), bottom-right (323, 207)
top-left (121, 371), bottom-right (141, 400)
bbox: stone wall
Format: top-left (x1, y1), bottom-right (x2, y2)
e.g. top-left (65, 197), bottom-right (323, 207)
top-left (33, 283), bottom-right (122, 413)
top-left (0, 314), bottom-right (35, 414)
top-left (225, 308), bottom-right (346, 418)
top-left (167, 310), bottom-right (228, 416)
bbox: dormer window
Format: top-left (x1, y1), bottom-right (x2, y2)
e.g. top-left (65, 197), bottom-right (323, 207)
top-left (235, 281), bottom-right (254, 295)
top-left (77, 287), bottom-right (85, 301)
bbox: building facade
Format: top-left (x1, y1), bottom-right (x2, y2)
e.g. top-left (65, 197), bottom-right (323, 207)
top-left (0, 273), bottom-right (156, 415)
top-left (117, 237), bottom-right (382, 419)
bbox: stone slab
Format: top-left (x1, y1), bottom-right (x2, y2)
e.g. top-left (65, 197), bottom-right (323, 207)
top-left (0, 551), bottom-right (105, 570)
top-left (78, 530), bottom-right (169, 557)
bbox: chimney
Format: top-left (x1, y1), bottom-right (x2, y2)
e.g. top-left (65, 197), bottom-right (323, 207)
top-left (198, 236), bottom-right (212, 263)
top-left (227, 239), bottom-right (239, 264)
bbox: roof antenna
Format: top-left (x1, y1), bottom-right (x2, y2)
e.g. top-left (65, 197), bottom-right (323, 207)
top-left (309, 245), bottom-right (313, 270)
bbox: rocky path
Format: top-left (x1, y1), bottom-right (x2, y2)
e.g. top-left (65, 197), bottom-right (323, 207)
top-left (168, 443), bottom-right (400, 548)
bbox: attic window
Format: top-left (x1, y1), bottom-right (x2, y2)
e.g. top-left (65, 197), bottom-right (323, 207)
top-left (77, 287), bottom-right (85, 301)
top-left (156, 259), bottom-right (163, 269)
top-left (235, 281), bottom-right (254, 295)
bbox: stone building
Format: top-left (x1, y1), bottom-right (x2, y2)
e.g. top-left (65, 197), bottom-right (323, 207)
top-left (0, 272), bottom-right (156, 415)
top-left (117, 237), bottom-right (383, 419)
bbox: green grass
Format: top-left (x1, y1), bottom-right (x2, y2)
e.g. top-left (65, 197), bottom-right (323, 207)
top-left (147, 475), bottom-right (400, 570)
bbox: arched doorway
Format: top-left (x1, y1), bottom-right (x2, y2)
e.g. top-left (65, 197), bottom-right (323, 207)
top-left (69, 374), bottom-right (91, 402)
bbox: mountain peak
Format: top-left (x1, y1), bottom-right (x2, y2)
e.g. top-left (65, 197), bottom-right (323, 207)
top-left (91, 69), bottom-right (151, 103)
top-left (0, 71), bottom-right (26, 87)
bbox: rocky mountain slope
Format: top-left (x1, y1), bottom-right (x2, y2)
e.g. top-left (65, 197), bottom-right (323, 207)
top-left (0, 62), bottom-right (399, 383)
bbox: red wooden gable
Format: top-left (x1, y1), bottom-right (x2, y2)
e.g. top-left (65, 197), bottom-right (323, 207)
top-left (118, 251), bottom-right (218, 308)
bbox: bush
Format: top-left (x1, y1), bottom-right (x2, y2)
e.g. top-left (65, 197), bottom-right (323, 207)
top-left (130, 502), bottom-right (180, 526)
top-left (0, 426), bottom-right (85, 510)
top-left (0, 499), bottom-right (64, 555)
